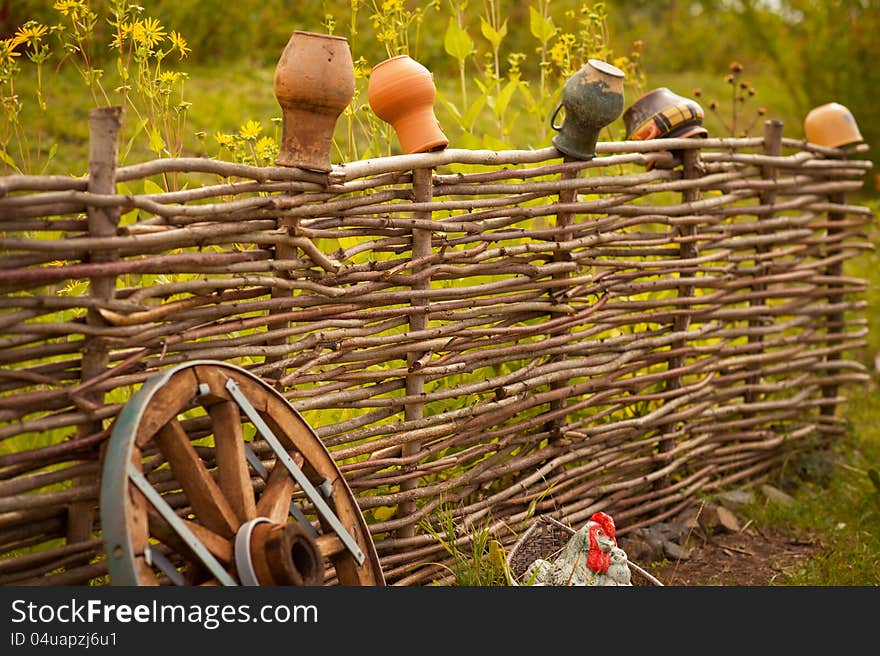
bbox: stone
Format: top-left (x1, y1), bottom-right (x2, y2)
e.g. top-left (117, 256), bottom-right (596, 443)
top-left (663, 540), bottom-right (690, 561)
top-left (676, 505), bottom-right (704, 529)
top-left (717, 489), bottom-right (755, 509)
top-left (654, 521), bottom-right (689, 542)
top-left (761, 484), bottom-right (796, 507)
top-left (697, 502), bottom-right (721, 533)
top-left (715, 505), bottom-right (741, 533)
top-left (618, 534), bottom-right (655, 563)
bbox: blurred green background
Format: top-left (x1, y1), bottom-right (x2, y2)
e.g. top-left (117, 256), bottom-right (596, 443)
top-left (2, 0), bottom-right (878, 182)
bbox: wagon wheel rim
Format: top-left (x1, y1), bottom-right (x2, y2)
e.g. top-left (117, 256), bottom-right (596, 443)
top-left (100, 360), bottom-right (385, 586)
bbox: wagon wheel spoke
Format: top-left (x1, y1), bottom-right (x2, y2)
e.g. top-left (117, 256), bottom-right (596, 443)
top-left (101, 360), bottom-right (386, 587)
top-left (126, 464), bottom-right (237, 586)
top-left (208, 401), bottom-right (258, 523)
top-left (155, 418), bottom-right (239, 538)
top-left (255, 459), bottom-right (298, 524)
top-left (147, 507), bottom-right (233, 567)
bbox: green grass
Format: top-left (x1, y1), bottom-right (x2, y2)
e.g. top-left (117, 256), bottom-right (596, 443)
top-left (746, 219), bottom-right (880, 585)
top-left (732, 378), bottom-right (880, 586)
top-left (10, 57), bottom-right (814, 177)
top-left (9, 62), bottom-right (285, 175)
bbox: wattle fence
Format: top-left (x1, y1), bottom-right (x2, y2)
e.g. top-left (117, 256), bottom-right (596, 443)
top-left (0, 108), bottom-right (874, 585)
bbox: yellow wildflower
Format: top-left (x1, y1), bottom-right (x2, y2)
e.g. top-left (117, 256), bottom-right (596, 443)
top-left (548, 41), bottom-right (568, 65)
top-left (53, 0), bottom-right (86, 20)
top-left (214, 132), bottom-right (235, 149)
top-left (255, 136), bottom-right (278, 161)
top-left (168, 31), bottom-right (190, 59)
top-left (133, 17), bottom-right (166, 49)
top-left (110, 22), bottom-right (134, 50)
top-left (353, 56), bottom-right (368, 79)
top-left (0, 38), bottom-right (21, 66)
top-left (239, 120), bottom-right (263, 141)
top-left (157, 71), bottom-right (180, 84)
top-left (14, 22), bottom-right (48, 46)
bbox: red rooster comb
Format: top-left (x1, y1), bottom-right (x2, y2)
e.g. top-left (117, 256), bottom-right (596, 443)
top-left (589, 511), bottom-right (617, 541)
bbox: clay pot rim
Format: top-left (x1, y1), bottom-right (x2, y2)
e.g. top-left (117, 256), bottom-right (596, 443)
top-left (624, 87), bottom-right (690, 118)
top-left (665, 124), bottom-right (709, 139)
top-left (587, 58), bottom-right (626, 78)
top-left (626, 105), bottom-right (704, 136)
top-left (292, 30), bottom-right (349, 42)
top-left (623, 87), bottom-right (704, 139)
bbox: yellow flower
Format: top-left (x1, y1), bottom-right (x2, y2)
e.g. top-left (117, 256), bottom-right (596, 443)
top-left (110, 21), bottom-right (134, 50)
top-left (255, 136), bottom-right (278, 161)
top-left (0, 38), bottom-right (21, 66)
top-left (53, 0), bottom-right (85, 19)
top-left (239, 120), bottom-right (263, 140)
top-left (548, 41), bottom-right (568, 65)
top-left (169, 31), bottom-right (190, 59)
top-left (157, 71), bottom-right (180, 84)
top-left (612, 56), bottom-right (630, 72)
top-left (382, 0), bottom-right (403, 12)
top-left (14, 22), bottom-right (48, 46)
top-left (353, 56), bottom-right (368, 79)
top-left (214, 132), bottom-right (235, 149)
top-left (133, 17), bottom-right (166, 49)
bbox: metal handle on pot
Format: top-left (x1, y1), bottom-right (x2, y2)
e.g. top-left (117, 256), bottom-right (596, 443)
top-left (550, 104), bottom-right (565, 131)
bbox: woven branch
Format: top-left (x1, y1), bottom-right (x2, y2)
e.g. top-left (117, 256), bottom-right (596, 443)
top-left (0, 135), bottom-right (873, 585)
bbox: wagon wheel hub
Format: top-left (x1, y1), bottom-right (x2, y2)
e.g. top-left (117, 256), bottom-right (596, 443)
top-left (234, 517), bottom-right (323, 586)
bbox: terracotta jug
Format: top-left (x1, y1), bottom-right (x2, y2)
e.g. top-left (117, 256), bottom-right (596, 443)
top-left (367, 55), bottom-right (448, 154)
top-left (551, 59), bottom-right (625, 160)
top-left (274, 31), bottom-right (355, 172)
top-left (804, 102), bottom-right (863, 148)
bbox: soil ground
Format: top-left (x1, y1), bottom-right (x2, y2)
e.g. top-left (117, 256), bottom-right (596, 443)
top-left (640, 524), bottom-right (821, 586)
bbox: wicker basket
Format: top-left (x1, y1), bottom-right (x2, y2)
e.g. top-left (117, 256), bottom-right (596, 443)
top-left (506, 515), bottom-right (664, 586)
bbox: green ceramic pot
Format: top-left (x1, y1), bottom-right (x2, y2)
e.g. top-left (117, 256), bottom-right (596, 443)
top-left (551, 59), bottom-right (626, 161)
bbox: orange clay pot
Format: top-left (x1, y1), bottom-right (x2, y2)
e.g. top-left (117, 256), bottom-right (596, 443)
top-left (367, 55), bottom-right (448, 154)
top-left (804, 102), bottom-right (863, 148)
top-left (274, 31), bottom-right (354, 172)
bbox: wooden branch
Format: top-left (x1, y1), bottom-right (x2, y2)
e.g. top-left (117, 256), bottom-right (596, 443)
top-left (0, 136), bottom-right (873, 584)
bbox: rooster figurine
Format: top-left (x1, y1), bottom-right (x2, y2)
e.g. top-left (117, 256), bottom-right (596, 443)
top-left (524, 512), bottom-right (632, 586)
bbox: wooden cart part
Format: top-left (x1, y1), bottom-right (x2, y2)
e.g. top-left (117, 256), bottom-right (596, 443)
top-left (100, 360), bottom-right (385, 586)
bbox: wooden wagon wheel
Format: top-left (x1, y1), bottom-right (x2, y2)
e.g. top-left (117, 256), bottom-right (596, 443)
top-left (100, 360), bottom-right (385, 586)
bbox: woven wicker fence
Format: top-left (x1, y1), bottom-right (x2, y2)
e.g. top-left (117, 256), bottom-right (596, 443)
top-left (0, 108), bottom-right (874, 585)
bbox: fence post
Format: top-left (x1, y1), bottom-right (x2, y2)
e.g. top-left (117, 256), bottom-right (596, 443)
top-left (69, 106), bottom-right (123, 551)
top-left (745, 120), bottom-right (784, 405)
top-left (264, 217), bottom-right (297, 384)
top-left (656, 146), bottom-right (702, 490)
top-left (820, 188), bottom-right (848, 419)
top-left (545, 158), bottom-right (579, 437)
top-left (396, 167), bottom-right (433, 539)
